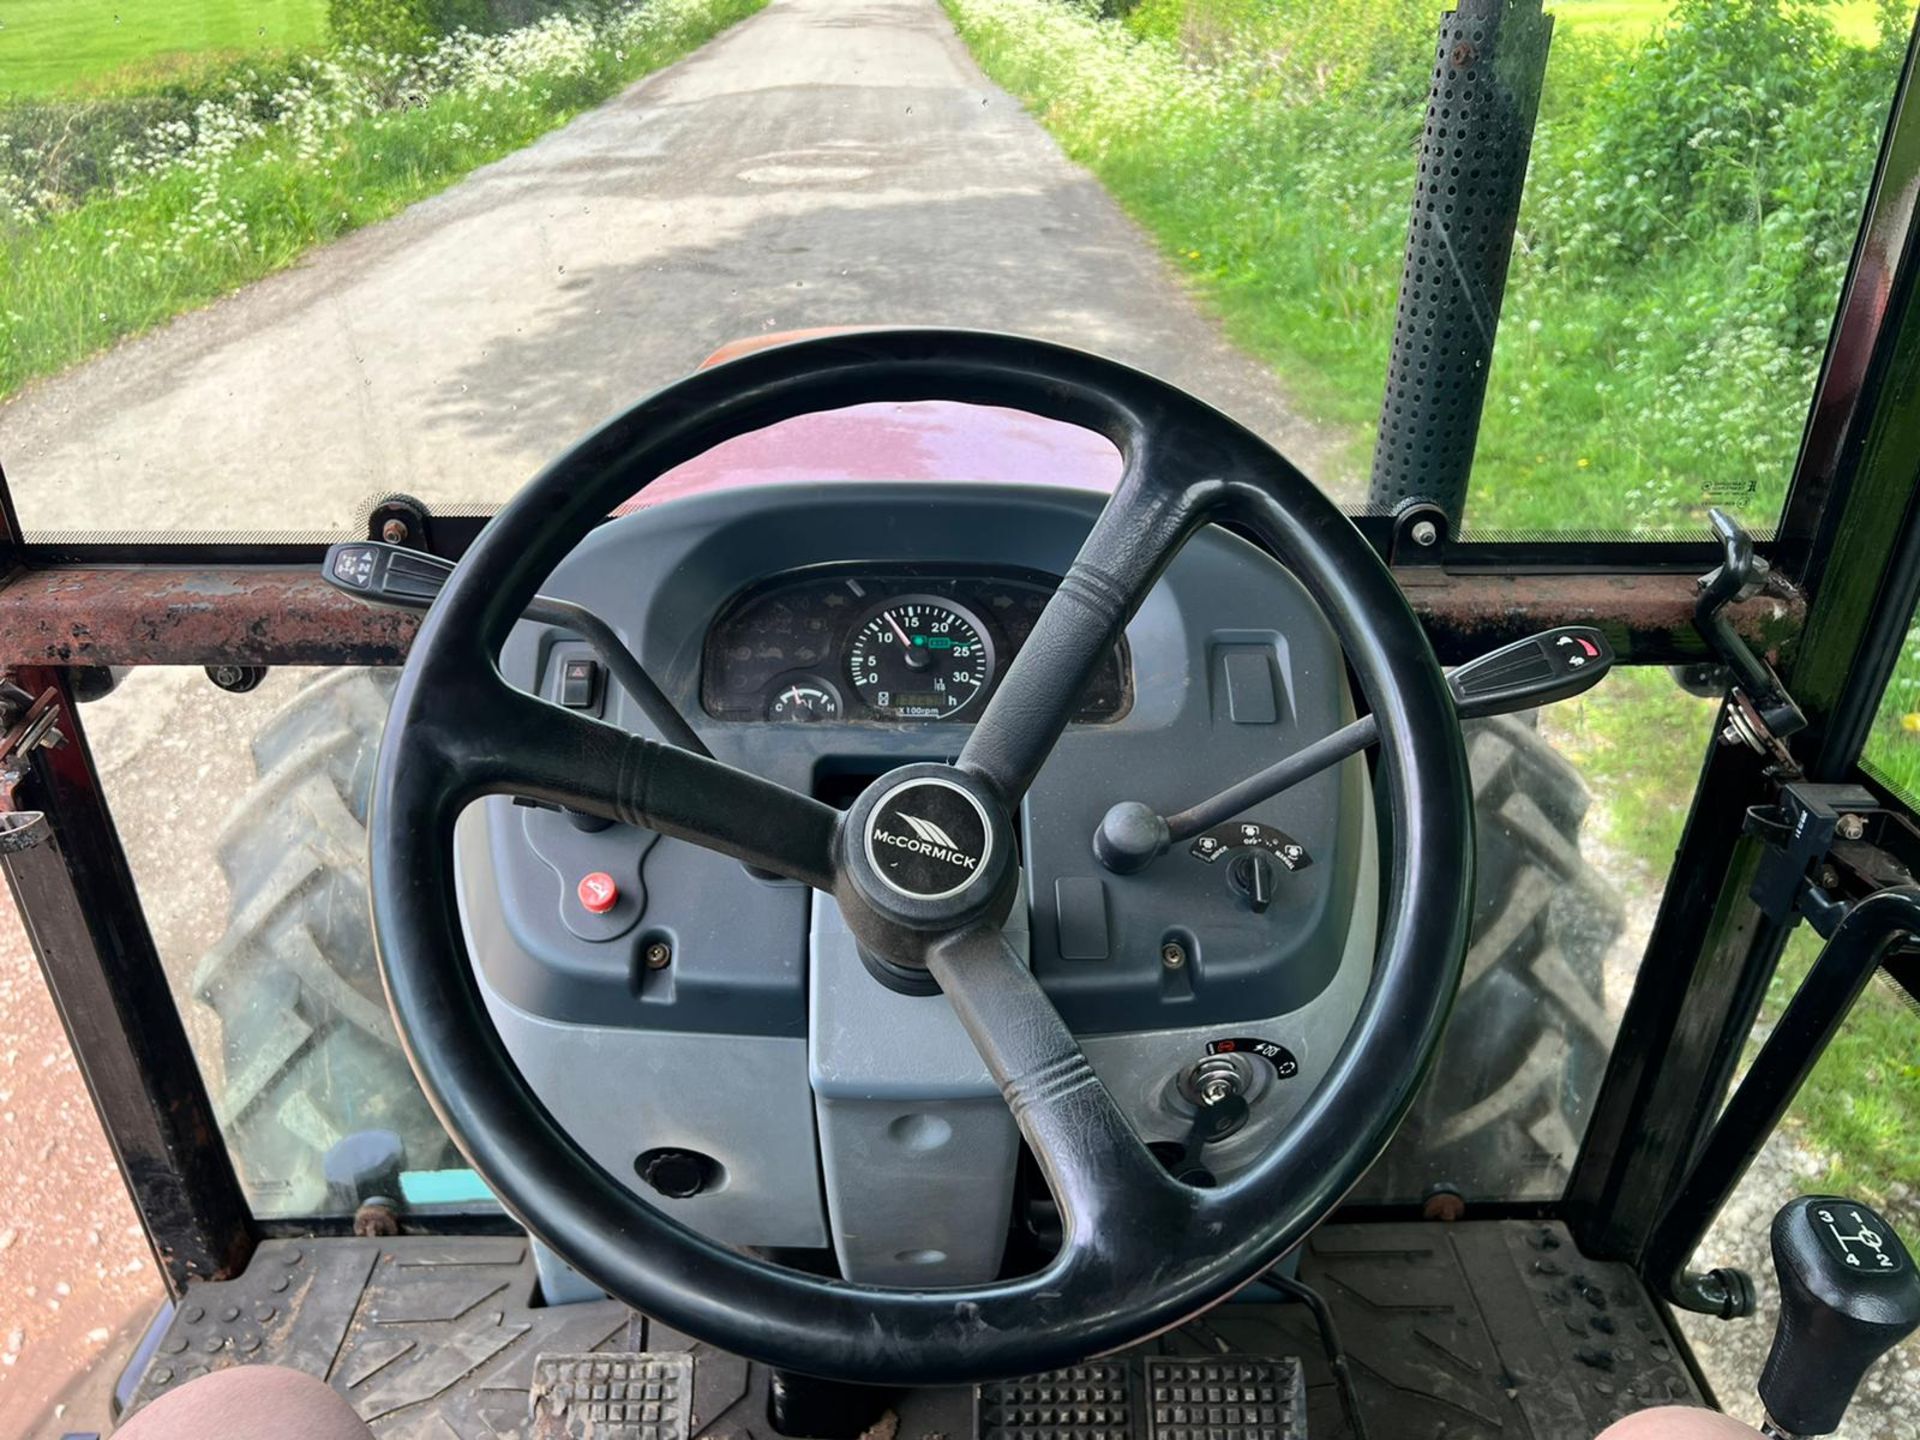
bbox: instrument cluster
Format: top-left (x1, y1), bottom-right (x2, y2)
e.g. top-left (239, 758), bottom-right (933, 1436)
top-left (701, 566), bottom-right (1131, 724)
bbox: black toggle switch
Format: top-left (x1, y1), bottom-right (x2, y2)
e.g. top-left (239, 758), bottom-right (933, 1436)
top-left (325, 540), bottom-right (455, 607)
top-left (1759, 1195), bottom-right (1920, 1436)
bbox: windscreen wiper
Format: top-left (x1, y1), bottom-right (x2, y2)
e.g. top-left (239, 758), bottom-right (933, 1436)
top-left (322, 540), bottom-right (710, 758)
top-left (1094, 626), bottom-right (1614, 874)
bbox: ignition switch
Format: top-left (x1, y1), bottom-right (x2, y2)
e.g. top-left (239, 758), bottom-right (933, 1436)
top-left (1184, 1054), bottom-right (1251, 1142)
top-left (1161, 1056), bottom-right (1252, 1185)
top-left (1189, 1054), bottom-right (1249, 1109)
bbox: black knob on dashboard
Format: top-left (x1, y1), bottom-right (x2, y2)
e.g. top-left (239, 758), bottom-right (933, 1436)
top-left (637, 1148), bottom-right (716, 1200)
top-left (1094, 801), bottom-right (1170, 875)
top-left (1759, 1195), bottom-right (1920, 1436)
top-left (322, 1128), bottom-right (405, 1212)
top-left (1229, 851), bottom-right (1276, 914)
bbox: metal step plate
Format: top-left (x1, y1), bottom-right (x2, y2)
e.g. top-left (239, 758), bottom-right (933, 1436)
top-left (531, 1353), bottom-right (694, 1440)
top-left (977, 1356), bottom-right (1306, 1440)
top-left (1146, 1357), bottom-right (1307, 1440)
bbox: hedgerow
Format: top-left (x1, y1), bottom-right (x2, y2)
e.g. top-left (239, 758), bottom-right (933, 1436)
top-left (944, 0), bottom-right (1907, 533)
top-left (0, 0), bottom-right (766, 397)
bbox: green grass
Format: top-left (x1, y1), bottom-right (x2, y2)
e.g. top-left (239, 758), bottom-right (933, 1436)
top-left (1544, 602), bottom-right (1920, 1213)
top-left (1542, 668), bottom-right (1718, 873)
top-left (0, 0), bottom-right (766, 400)
top-left (1542, 660), bottom-right (1920, 1214)
top-left (1552, 0), bottom-right (1885, 44)
top-left (1863, 630), bottom-right (1920, 804)
top-left (1760, 931), bottom-right (1920, 1209)
top-left (0, 0), bottom-right (326, 98)
top-left (1540, 668), bottom-right (1920, 1213)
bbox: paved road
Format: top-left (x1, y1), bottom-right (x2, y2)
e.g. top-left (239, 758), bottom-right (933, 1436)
top-left (0, 0), bottom-right (1339, 536)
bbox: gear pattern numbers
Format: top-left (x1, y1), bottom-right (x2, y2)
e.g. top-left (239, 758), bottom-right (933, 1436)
top-left (1815, 1203), bottom-right (1903, 1272)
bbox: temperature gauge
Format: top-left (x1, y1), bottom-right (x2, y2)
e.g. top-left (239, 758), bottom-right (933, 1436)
top-left (765, 675), bottom-right (843, 723)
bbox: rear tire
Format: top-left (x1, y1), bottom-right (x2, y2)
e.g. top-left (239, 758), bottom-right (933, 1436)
top-left (1366, 713), bottom-right (1624, 1201)
top-left (193, 669), bottom-right (452, 1215)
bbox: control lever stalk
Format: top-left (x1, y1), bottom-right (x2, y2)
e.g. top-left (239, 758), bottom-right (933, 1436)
top-left (1096, 626), bottom-right (1614, 874)
top-left (323, 541), bottom-right (709, 758)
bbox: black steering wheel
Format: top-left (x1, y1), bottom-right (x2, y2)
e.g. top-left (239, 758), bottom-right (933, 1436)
top-left (369, 329), bottom-right (1474, 1385)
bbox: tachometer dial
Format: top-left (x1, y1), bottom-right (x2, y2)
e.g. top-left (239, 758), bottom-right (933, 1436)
top-left (765, 675), bottom-right (843, 722)
top-left (848, 598), bottom-right (994, 719)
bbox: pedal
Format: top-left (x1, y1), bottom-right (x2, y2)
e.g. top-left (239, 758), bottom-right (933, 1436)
top-left (977, 1355), bottom-right (1305, 1440)
top-left (531, 1352), bottom-right (695, 1440)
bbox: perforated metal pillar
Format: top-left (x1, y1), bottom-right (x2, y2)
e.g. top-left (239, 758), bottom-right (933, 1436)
top-left (1368, 0), bottom-right (1552, 527)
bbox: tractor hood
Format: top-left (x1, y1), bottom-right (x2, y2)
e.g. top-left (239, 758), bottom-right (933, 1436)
top-left (616, 331), bottom-right (1124, 511)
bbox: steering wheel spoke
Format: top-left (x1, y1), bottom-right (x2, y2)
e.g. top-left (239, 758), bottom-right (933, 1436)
top-left (458, 676), bottom-right (841, 892)
top-left (929, 924), bottom-right (1197, 1244)
top-left (958, 459), bottom-right (1215, 806)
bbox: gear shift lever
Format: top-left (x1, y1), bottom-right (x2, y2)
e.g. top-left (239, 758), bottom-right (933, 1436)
top-left (1757, 1196), bottom-right (1920, 1437)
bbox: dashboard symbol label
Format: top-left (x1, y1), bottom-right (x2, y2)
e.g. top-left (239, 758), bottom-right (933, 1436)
top-left (1206, 1036), bottom-right (1300, 1079)
top-left (1188, 822), bottom-right (1313, 869)
top-left (1815, 1204), bottom-right (1902, 1271)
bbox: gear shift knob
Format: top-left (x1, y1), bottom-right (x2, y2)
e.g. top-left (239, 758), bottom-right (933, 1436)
top-left (1758, 1196), bottom-right (1920, 1436)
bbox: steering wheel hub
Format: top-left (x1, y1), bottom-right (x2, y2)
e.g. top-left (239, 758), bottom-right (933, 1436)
top-left (842, 763), bottom-right (1015, 945)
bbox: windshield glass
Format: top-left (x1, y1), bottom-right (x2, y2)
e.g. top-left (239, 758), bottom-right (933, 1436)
top-left (0, 0), bottom-right (1908, 537)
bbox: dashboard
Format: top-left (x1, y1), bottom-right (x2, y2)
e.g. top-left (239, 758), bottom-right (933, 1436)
top-left (701, 567), bottom-right (1130, 724)
top-left (456, 482), bottom-right (1375, 1289)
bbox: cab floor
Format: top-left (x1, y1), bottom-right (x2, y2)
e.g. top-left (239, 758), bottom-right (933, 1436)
top-left (112, 1221), bottom-right (1705, 1440)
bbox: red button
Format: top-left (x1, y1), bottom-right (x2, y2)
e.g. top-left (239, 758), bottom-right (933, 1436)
top-left (577, 872), bottom-right (618, 914)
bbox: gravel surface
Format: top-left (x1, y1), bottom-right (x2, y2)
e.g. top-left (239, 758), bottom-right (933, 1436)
top-left (1675, 1125), bottom-right (1920, 1439)
top-left (0, 668), bottom-right (308, 1440)
top-left (0, 886), bottom-right (161, 1438)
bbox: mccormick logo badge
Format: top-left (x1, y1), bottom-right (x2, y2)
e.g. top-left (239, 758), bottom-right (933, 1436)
top-left (866, 780), bottom-right (993, 900)
top-left (871, 812), bottom-right (977, 870)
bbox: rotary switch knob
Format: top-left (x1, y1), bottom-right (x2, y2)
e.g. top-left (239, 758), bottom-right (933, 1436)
top-left (1228, 851), bottom-right (1277, 914)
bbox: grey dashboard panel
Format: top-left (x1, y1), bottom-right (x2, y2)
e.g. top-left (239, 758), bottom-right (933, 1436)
top-left (1078, 785), bottom-right (1376, 1178)
top-left (450, 480), bottom-right (1377, 1269)
top-left (456, 808), bottom-right (829, 1250)
top-left (480, 792), bottom-right (811, 1038)
top-left (474, 482), bottom-right (1364, 1039)
top-left (809, 891), bottom-right (1021, 1285)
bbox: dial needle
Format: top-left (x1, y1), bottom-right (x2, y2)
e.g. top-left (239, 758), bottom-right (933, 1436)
top-left (887, 614), bottom-right (915, 647)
